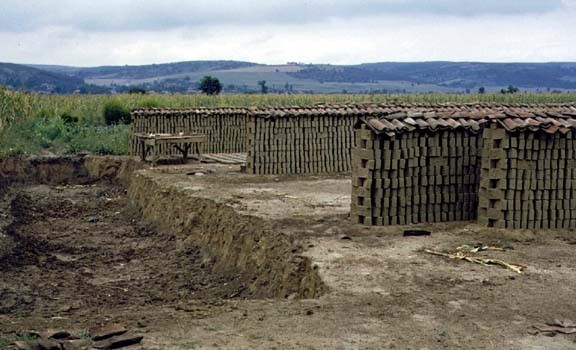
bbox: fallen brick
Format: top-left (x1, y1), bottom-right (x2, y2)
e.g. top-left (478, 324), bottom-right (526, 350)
top-left (13, 341), bottom-right (39, 350)
top-left (92, 334), bottom-right (143, 349)
top-left (60, 339), bottom-right (92, 350)
top-left (90, 324), bottom-right (127, 341)
top-left (31, 330), bottom-right (72, 340)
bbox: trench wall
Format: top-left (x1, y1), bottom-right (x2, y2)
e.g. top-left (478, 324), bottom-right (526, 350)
top-left (130, 109), bottom-right (247, 157)
top-left (478, 125), bottom-right (576, 229)
top-left (0, 179), bottom-right (15, 261)
top-left (127, 171), bottom-right (326, 298)
top-left (351, 125), bottom-right (483, 225)
top-left (0, 155), bottom-right (325, 298)
top-left (0, 155), bottom-right (143, 262)
top-left (246, 115), bottom-right (355, 175)
top-left (0, 156), bottom-right (142, 185)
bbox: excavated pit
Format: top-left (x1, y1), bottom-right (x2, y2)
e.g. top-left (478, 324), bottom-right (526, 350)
top-left (128, 171), bottom-right (326, 299)
top-left (0, 156), bottom-right (325, 320)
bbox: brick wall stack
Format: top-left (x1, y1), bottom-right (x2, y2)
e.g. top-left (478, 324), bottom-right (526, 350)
top-left (246, 113), bottom-right (356, 175)
top-left (130, 108), bottom-right (247, 156)
top-left (351, 124), bottom-right (482, 225)
top-left (478, 124), bottom-right (576, 229)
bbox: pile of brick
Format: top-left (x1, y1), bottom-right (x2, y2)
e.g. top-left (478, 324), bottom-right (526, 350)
top-left (246, 108), bottom-right (355, 174)
top-left (478, 124), bottom-right (576, 229)
top-left (13, 324), bottom-right (142, 350)
top-left (352, 125), bottom-right (482, 225)
top-left (351, 103), bottom-right (576, 227)
top-left (130, 108), bottom-right (247, 156)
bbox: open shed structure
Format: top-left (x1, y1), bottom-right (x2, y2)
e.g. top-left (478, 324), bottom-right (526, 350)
top-left (352, 104), bottom-right (576, 229)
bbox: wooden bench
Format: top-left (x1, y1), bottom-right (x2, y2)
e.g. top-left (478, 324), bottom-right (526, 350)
top-left (135, 133), bottom-right (207, 165)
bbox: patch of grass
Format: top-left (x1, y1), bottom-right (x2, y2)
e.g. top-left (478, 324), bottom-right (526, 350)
top-left (0, 333), bottom-right (40, 350)
top-left (177, 340), bottom-right (200, 349)
top-left (66, 124), bottom-right (130, 155)
top-left (0, 116), bottom-right (129, 156)
top-left (77, 329), bottom-right (91, 340)
top-left (0, 337), bottom-right (10, 350)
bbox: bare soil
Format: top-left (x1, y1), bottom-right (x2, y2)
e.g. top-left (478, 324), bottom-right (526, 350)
top-left (2, 163), bottom-right (576, 349)
top-left (0, 184), bottom-right (245, 332)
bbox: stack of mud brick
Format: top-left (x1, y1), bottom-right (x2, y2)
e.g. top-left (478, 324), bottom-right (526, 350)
top-left (129, 108), bottom-right (248, 156)
top-left (246, 112), bottom-right (355, 175)
top-left (478, 123), bottom-right (576, 229)
top-left (351, 124), bottom-right (482, 225)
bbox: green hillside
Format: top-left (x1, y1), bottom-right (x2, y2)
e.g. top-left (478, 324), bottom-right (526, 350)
top-left (11, 60), bottom-right (576, 94)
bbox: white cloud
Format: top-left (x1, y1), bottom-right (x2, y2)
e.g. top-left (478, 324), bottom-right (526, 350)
top-left (0, 0), bottom-right (564, 32)
top-left (0, 0), bottom-right (574, 66)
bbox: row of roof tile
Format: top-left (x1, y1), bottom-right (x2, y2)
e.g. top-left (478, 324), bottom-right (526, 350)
top-left (131, 107), bottom-right (248, 115)
top-left (355, 104), bottom-right (576, 135)
top-left (132, 103), bottom-right (576, 134)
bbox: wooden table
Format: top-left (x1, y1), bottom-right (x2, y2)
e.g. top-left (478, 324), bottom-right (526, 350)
top-left (135, 133), bottom-right (207, 165)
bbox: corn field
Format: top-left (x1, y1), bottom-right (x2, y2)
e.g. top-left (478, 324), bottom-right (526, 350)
top-left (2, 89), bottom-right (576, 131)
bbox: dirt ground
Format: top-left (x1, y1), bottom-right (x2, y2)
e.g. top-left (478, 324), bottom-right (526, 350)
top-left (2, 164), bottom-right (576, 350)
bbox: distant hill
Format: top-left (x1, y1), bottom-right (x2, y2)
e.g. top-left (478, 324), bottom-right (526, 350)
top-left (355, 62), bottom-right (576, 89)
top-left (0, 63), bottom-right (107, 94)
top-left (4, 60), bottom-right (576, 94)
top-left (287, 62), bottom-right (576, 90)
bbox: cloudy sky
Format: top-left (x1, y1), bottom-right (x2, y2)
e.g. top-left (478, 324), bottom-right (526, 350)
top-left (1, 0), bottom-right (575, 66)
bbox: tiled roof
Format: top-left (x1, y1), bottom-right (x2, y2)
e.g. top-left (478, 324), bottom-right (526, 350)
top-left (132, 104), bottom-right (576, 134)
top-left (131, 107), bottom-right (248, 115)
top-left (353, 104), bottom-right (576, 135)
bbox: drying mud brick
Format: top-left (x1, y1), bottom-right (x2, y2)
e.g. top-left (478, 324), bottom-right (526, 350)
top-left (478, 123), bottom-right (576, 229)
top-left (246, 106), bottom-right (356, 175)
top-left (350, 103), bottom-right (576, 228)
top-left (351, 124), bottom-right (482, 225)
top-left (130, 108), bottom-right (247, 157)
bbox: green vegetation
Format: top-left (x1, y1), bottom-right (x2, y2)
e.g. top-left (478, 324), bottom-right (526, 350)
top-left (0, 116), bottom-right (129, 156)
top-left (1, 89), bottom-right (576, 156)
top-left (199, 76), bottom-right (223, 95)
top-left (501, 85), bottom-right (520, 94)
top-left (258, 80), bottom-right (269, 94)
top-left (22, 61), bottom-right (576, 94)
top-left (104, 101), bottom-right (131, 125)
top-left (128, 87), bottom-right (147, 94)
top-left (0, 333), bottom-right (41, 350)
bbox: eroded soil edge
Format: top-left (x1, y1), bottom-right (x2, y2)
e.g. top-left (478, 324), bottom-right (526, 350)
top-left (128, 171), bottom-right (326, 299)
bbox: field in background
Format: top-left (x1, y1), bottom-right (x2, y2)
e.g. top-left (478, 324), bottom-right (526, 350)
top-left (1, 89), bottom-right (576, 156)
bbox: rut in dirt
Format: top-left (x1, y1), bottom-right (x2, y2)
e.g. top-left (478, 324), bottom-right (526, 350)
top-left (0, 184), bottom-right (247, 316)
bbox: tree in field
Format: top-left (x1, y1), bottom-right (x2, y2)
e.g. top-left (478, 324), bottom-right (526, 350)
top-left (501, 85), bottom-right (519, 94)
top-left (199, 76), bottom-right (222, 95)
top-left (128, 87), bottom-right (147, 94)
top-left (478, 87), bottom-right (486, 94)
top-left (258, 80), bottom-right (268, 94)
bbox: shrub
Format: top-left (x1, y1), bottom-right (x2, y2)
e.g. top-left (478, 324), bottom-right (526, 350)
top-left (103, 102), bottom-right (131, 125)
top-left (128, 87), bottom-right (147, 94)
top-left (60, 112), bottom-right (79, 124)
